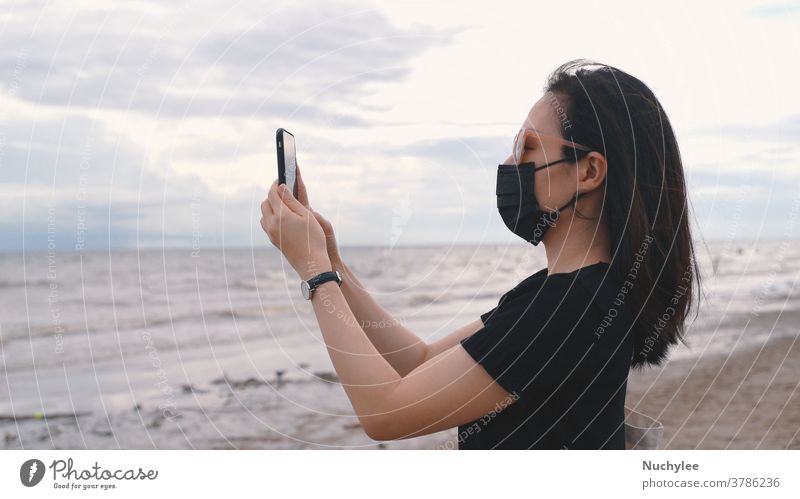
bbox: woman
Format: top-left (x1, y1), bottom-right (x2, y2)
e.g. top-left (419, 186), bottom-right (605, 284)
top-left (260, 59), bottom-right (700, 449)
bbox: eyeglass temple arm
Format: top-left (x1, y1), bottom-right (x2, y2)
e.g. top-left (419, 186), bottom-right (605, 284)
top-left (517, 128), bottom-right (592, 151)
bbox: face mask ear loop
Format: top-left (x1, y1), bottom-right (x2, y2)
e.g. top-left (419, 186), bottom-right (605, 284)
top-left (548, 144), bottom-right (592, 219)
top-left (548, 191), bottom-right (586, 222)
top-left (533, 157), bottom-right (570, 172)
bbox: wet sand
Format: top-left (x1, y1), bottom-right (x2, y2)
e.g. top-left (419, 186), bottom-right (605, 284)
top-left (2, 243), bottom-right (798, 450)
top-left (4, 330), bottom-right (797, 450)
top-left (626, 328), bottom-right (800, 449)
top-left (4, 331), bottom-right (797, 450)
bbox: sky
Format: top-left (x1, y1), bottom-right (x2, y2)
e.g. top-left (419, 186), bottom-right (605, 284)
top-left (1, 0), bottom-right (799, 252)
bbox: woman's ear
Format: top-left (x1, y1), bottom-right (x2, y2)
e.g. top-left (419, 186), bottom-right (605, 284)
top-left (579, 151), bottom-right (607, 192)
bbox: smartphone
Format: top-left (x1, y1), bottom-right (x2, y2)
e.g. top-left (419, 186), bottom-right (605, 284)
top-left (276, 128), bottom-right (298, 198)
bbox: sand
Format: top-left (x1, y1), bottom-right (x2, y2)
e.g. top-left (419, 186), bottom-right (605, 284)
top-left (625, 331), bottom-right (800, 449)
top-left (4, 330), bottom-right (797, 450)
top-left (4, 331), bottom-right (797, 450)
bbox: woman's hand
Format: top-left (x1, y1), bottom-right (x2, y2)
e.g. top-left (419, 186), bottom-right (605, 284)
top-left (311, 209), bottom-right (341, 266)
top-left (260, 178), bottom-right (330, 280)
top-left (294, 163), bottom-right (342, 265)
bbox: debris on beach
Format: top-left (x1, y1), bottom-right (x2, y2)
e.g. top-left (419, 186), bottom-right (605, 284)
top-left (208, 367), bottom-right (340, 389)
top-left (313, 371), bottom-right (340, 383)
top-left (0, 411), bottom-right (90, 423)
top-left (181, 383), bottom-right (210, 394)
top-left (211, 373), bottom-right (268, 390)
top-left (90, 421), bottom-right (114, 437)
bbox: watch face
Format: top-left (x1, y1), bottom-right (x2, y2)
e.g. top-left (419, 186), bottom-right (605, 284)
top-left (300, 280), bottom-right (311, 299)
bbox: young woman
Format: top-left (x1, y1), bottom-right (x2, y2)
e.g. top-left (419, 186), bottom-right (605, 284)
top-left (260, 59), bottom-right (700, 450)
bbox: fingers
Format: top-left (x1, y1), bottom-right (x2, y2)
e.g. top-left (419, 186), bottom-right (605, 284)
top-left (312, 209), bottom-right (336, 238)
top-left (311, 209), bottom-right (329, 230)
top-left (265, 179), bottom-right (285, 243)
top-left (310, 209), bottom-right (322, 231)
top-left (260, 210), bottom-right (271, 239)
top-left (278, 183), bottom-right (306, 216)
top-left (295, 162), bottom-right (310, 208)
top-left (260, 182), bottom-right (275, 218)
top-left (261, 178), bottom-right (312, 247)
top-left (267, 179), bottom-right (283, 215)
top-left (260, 183), bottom-right (276, 240)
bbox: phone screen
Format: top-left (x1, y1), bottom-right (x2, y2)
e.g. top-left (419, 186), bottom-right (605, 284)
top-left (281, 131), bottom-right (297, 196)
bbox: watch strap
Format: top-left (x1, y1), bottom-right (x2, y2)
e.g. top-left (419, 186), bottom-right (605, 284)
top-left (307, 270), bottom-right (342, 291)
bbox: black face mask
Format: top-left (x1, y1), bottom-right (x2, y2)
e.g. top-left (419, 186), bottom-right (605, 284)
top-left (496, 158), bottom-right (583, 246)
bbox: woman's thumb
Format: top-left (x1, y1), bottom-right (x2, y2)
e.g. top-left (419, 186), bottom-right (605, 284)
top-left (279, 184), bottom-right (304, 213)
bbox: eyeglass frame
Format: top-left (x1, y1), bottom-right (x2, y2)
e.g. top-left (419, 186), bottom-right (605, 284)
top-left (512, 126), bottom-right (593, 165)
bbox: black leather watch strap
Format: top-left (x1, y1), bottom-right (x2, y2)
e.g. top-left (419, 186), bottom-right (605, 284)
top-left (307, 270), bottom-right (342, 290)
top-left (302, 271), bottom-right (342, 300)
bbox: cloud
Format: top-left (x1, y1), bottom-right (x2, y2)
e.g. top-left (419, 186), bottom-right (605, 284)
top-left (393, 135), bottom-right (509, 166)
top-left (748, 2), bottom-right (800, 17)
top-left (0, 1), bottom-right (459, 121)
top-left (691, 114), bottom-right (800, 143)
top-left (1, 0), bottom-right (798, 252)
top-left (0, 0), bottom-right (475, 251)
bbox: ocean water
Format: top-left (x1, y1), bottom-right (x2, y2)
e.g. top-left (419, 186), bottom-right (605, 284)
top-left (0, 240), bottom-right (798, 448)
top-left (0, 245), bottom-right (524, 380)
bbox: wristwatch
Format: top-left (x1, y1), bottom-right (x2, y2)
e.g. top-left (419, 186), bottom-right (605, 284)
top-left (301, 270), bottom-right (342, 300)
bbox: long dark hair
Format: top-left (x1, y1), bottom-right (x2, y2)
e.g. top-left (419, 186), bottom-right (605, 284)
top-left (544, 59), bottom-right (701, 370)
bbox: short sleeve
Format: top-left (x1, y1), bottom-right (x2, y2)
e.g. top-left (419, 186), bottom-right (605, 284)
top-left (460, 278), bottom-right (594, 398)
top-left (478, 287), bottom-right (517, 325)
top-left (479, 306), bottom-right (497, 325)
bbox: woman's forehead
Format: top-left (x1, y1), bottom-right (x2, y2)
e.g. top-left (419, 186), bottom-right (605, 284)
top-left (522, 97), bottom-right (561, 135)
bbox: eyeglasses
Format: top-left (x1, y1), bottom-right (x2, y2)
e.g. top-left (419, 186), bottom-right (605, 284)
top-left (512, 127), bottom-right (592, 165)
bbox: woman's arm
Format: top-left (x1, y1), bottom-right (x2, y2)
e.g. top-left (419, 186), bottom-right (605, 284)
top-left (332, 257), bottom-right (432, 377)
top-left (309, 278), bottom-right (514, 441)
top-left (261, 181), bottom-right (515, 441)
top-left (334, 257), bottom-right (486, 376)
top-left (294, 167), bottom-right (432, 377)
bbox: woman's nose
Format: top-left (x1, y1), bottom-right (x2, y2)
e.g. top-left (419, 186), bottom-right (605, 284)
top-left (503, 153), bottom-right (515, 165)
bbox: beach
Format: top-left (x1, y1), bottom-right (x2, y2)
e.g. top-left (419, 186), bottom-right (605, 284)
top-left (627, 315), bottom-right (800, 449)
top-left (1, 240), bottom-right (798, 449)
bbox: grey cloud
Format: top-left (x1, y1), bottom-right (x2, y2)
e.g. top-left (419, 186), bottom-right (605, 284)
top-left (391, 136), bottom-right (510, 168)
top-left (748, 3), bottom-right (800, 17)
top-left (0, 113), bottom-right (157, 190)
top-left (0, 0), bottom-right (462, 122)
top-left (0, 111), bottom-right (225, 251)
top-left (270, 134), bottom-right (509, 169)
top-left (690, 114), bottom-right (800, 142)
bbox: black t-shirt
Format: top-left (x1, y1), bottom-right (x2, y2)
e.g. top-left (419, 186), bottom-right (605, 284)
top-left (457, 261), bottom-right (634, 450)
